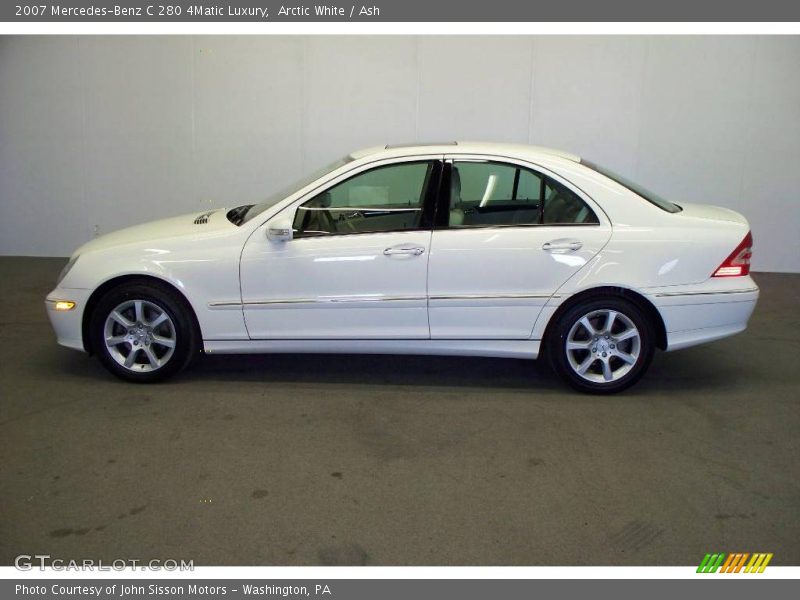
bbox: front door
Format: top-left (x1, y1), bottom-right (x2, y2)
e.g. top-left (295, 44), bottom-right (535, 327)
top-left (427, 157), bottom-right (612, 339)
top-left (239, 158), bottom-right (441, 339)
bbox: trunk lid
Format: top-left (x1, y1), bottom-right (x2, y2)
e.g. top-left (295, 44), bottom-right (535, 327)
top-left (675, 202), bottom-right (748, 225)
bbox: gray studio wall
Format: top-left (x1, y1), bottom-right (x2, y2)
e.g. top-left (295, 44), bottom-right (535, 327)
top-left (1, 35), bottom-right (798, 272)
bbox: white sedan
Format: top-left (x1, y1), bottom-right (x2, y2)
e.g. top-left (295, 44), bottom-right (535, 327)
top-left (46, 142), bottom-right (758, 393)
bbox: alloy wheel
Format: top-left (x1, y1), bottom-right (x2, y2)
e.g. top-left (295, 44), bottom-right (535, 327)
top-left (565, 309), bottom-right (641, 384)
top-left (103, 299), bottom-right (177, 372)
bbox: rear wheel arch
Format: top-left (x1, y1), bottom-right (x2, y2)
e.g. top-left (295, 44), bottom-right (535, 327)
top-left (543, 286), bottom-right (667, 352)
top-left (82, 275), bottom-right (202, 355)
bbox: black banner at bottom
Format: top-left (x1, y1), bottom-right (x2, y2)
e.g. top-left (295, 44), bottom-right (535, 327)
top-left (4, 579), bottom-right (798, 600)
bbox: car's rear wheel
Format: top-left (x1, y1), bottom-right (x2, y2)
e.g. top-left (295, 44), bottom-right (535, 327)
top-left (90, 282), bottom-right (198, 382)
top-left (547, 297), bottom-right (654, 394)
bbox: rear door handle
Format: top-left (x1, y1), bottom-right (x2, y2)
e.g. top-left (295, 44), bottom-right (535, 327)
top-left (384, 244), bottom-right (426, 256)
top-left (542, 239), bottom-right (583, 252)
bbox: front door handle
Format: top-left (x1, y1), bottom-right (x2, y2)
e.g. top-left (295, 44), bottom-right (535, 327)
top-left (384, 244), bottom-right (426, 256)
top-left (542, 239), bottom-right (583, 252)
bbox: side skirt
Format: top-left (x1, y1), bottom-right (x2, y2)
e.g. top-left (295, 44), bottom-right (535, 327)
top-left (203, 338), bottom-right (541, 360)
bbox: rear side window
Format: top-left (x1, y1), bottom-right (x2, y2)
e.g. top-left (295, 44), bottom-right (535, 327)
top-left (581, 159), bottom-right (682, 213)
top-left (447, 161), bottom-right (599, 228)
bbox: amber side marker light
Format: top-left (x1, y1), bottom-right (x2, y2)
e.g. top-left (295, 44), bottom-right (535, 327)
top-left (54, 301), bottom-right (76, 311)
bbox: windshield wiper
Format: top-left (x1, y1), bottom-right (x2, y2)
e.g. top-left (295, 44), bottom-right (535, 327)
top-left (226, 204), bottom-right (255, 226)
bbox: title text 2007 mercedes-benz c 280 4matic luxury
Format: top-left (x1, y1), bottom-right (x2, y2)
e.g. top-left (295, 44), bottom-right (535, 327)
top-left (46, 142), bottom-right (758, 393)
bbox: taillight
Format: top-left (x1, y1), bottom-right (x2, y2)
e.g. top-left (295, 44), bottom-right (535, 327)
top-left (712, 231), bottom-right (752, 277)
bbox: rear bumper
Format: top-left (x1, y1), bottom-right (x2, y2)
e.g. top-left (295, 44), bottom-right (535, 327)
top-left (648, 278), bottom-right (759, 351)
top-left (45, 287), bottom-right (92, 352)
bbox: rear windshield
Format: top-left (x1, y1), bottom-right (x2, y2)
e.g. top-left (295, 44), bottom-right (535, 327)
top-left (581, 160), bottom-right (682, 213)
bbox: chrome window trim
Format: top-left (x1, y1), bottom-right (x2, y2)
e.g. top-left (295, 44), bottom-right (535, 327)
top-left (298, 206), bottom-right (422, 213)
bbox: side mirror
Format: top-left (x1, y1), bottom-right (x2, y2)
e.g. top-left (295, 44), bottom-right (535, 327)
top-left (266, 218), bottom-right (294, 243)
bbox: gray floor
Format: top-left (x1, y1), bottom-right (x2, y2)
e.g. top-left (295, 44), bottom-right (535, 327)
top-left (0, 257), bottom-right (798, 566)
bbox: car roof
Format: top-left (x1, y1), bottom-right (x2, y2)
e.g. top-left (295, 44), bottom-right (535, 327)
top-left (349, 141), bottom-right (581, 163)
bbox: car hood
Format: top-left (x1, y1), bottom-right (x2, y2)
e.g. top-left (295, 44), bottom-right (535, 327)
top-left (72, 209), bottom-right (233, 256)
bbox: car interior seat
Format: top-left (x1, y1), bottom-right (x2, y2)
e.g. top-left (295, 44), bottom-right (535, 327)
top-left (449, 167), bottom-right (465, 226)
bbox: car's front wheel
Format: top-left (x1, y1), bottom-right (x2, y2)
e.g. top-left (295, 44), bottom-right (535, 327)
top-left (89, 282), bottom-right (198, 382)
top-left (547, 297), bottom-right (655, 394)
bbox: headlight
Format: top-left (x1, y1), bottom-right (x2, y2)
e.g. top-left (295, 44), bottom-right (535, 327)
top-left (57, 256), bottom-right (79, 286)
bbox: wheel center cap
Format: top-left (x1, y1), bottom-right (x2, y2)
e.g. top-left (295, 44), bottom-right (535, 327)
top-left (597, 339), bottom-right (610, 353)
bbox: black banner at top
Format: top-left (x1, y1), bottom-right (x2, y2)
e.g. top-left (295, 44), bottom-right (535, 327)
top-left (4, 0), bottom-right (800, 22)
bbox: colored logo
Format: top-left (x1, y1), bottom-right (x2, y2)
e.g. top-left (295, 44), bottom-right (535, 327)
top-left (697, 553), bottom-right (773, 573)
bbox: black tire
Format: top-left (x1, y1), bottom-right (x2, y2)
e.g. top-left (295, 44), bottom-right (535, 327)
top-left (546, 296), bottom-right (655, 394)
top-left (89, 281), bottom-right (199, 383)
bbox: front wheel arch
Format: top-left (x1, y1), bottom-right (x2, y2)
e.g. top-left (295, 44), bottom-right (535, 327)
top-left (82, 275), bottom-right (202, 355)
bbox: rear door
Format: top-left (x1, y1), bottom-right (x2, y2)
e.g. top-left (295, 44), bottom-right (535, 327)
top-left (427, 156), bottom-right (612, 339)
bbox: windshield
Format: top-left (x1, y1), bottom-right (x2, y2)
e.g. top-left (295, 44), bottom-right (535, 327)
top-left (581, 159), bottom-right (682, 213)
top-left (241, 155), bottom-right (353, 224)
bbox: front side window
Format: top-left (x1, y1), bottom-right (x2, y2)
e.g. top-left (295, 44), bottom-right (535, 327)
top-left (293, 161), bottom-right (433, 237)
top-left (447, 161), bottom-right (598, 228)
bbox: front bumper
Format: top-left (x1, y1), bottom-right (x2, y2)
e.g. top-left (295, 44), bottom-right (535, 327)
top-left (45, 287), bottom-right (93, 352)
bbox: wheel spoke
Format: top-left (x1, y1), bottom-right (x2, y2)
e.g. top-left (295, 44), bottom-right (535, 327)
top-left (149, 311), bottom-right (169, 328)
top-left (601, 359), bottom-right (613, 381)
top-left (143, 346), bottom-right (161, 368)
top-left (605, 310), bottom-right (618, 334)
top-left (616, 351), bottom-right (636, 365)
top-left (615, 328), bottom-right (638, 342)
top-left (110, 310), bottom-right (133, 328)
top-left (134, 300), bottom-right (144, 324)
top-left (579, 317), bottom-right (598, 336)
top-left (106, 335), bottom-right (128, 347)
top-left (567, 339), bottom-right (592, 350)
top-left (577, 356), bottom-right (595, 375)
top-left (124, 348), bottom-right (140, 367)
top-left (151, 335), bottom-right (175, 349)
